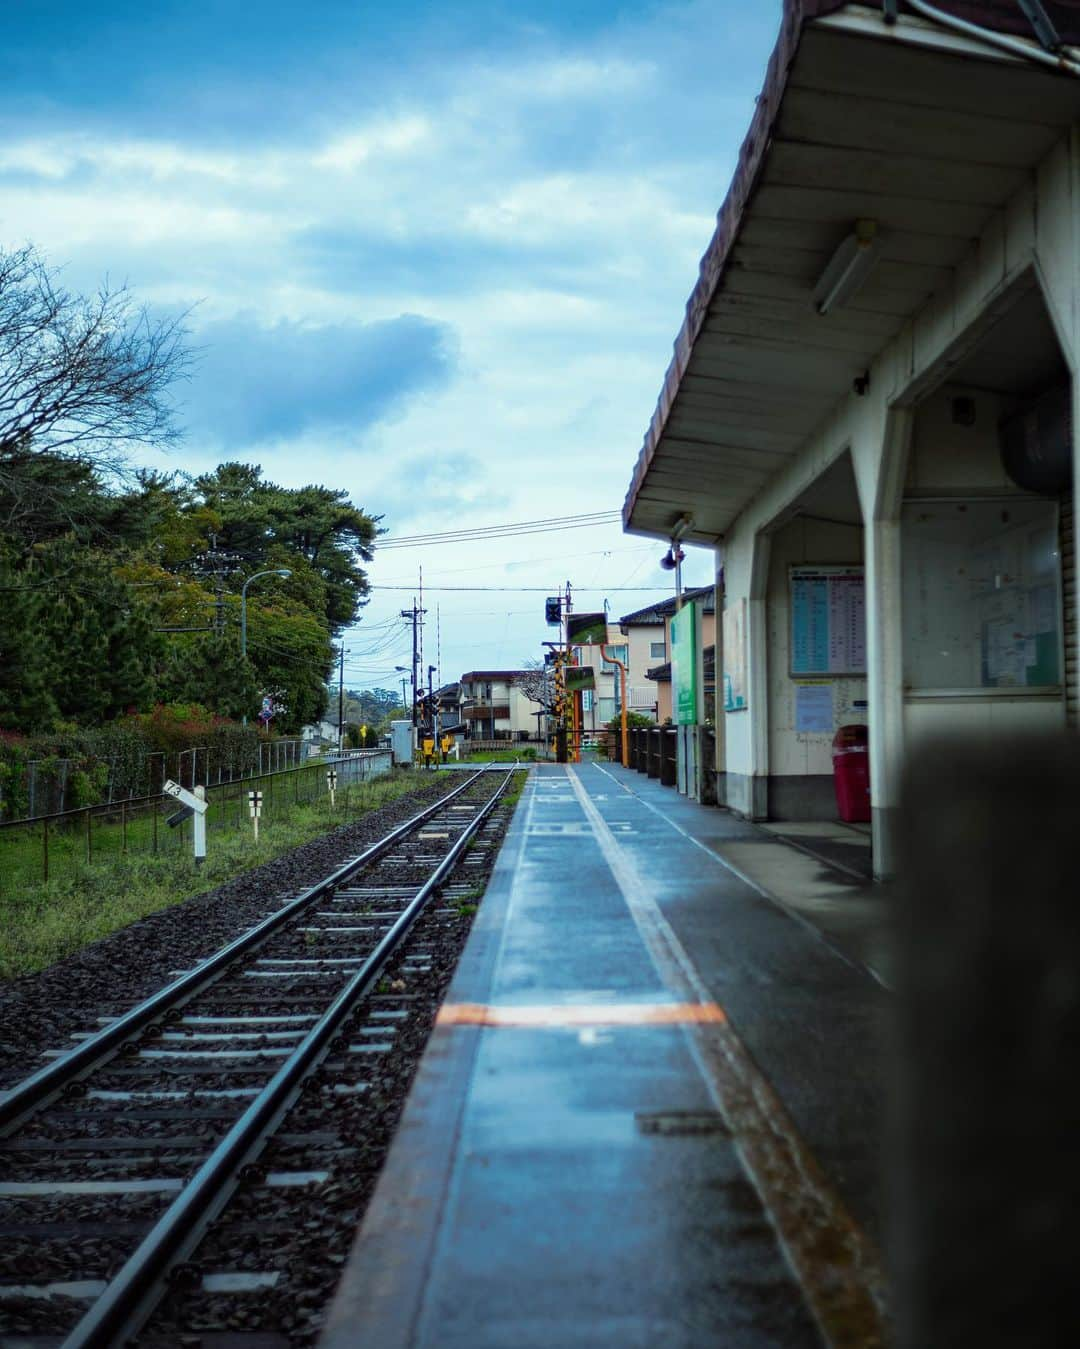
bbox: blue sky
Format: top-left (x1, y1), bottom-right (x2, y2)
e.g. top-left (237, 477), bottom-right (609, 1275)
top-left (1, 1), bottom-right (782, 689)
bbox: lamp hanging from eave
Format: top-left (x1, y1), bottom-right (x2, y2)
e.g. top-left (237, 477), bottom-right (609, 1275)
top-left (812, 219), bottom-right (880, 316)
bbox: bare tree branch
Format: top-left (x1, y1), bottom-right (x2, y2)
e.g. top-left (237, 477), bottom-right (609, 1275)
top-left (516, 659), bottom-right (557, 713)
top-left (0, 244), bottom-right (192, 476)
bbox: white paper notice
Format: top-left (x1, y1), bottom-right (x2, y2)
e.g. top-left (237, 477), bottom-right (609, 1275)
top-left (795, 683), bottom-right (834, 734)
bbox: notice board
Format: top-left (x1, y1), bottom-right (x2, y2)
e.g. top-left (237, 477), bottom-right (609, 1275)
top-left (723, 599), bottom-right (747, 711)
top-left (671, 604), bottom-right (698, 726)
top-left (790, 566), bottom-right (866, 676)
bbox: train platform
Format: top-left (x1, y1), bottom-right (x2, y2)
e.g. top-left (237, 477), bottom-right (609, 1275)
top-left (320, 761), bottom-right (891, 1349)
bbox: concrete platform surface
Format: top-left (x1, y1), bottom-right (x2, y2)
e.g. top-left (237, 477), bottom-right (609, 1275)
top-left (321, 763), bottom-right (890, 1349)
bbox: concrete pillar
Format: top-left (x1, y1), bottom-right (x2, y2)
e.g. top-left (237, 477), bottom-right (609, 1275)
top-left (864, 515), bottom-right (905, 878)
top-left (713, 548), bottom-right (726, 805)
top-left (746, 530), bottom-right (771, 819)
top-left (856, 407), bottom-right (912, 880)
top-left (1035, 128), bottom-right (1080, 723)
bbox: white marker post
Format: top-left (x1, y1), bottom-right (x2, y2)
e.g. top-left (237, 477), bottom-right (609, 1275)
top-left (163, 780), bottom-right (209, 865)
top-left (248, 790), bottom-right (263, 844)
top-left (326, 768), bottom-right (338, 810)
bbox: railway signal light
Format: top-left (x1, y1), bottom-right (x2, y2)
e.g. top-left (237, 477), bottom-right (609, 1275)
top-left (545, 595), bottom-right (561, 625)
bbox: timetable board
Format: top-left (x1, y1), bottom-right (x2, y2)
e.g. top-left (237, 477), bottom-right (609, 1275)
top-left (790, 566), bottom-right (866, 676)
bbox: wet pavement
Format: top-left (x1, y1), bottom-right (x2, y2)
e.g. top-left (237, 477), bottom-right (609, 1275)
top-left (321, 762), bottom-right (890, 1349)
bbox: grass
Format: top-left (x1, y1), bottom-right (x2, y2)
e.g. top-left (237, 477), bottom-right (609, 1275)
top-left (0, 773), bottom-right (440, 982)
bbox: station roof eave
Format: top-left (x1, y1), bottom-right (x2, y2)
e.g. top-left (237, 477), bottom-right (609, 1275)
top-left (623, 0), bottom-right (1080, 546)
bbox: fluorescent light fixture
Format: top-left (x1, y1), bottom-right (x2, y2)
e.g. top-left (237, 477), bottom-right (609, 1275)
top-left (812, 219), bottom-right (879, 316)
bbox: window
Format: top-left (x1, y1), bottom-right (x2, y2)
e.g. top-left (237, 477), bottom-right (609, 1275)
top-left (601, 644), bottom-right (628, 674)
top-left (650, 641), bottom-right (666, 660)
top-left (901, 499), bottom-right (1061, 690)
top-left (598, 697), bottom-right (617, 722)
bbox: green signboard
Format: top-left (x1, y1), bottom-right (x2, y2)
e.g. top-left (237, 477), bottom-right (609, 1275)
top-left (566, 612), bottom-right (607, 645)
top-left (671, 605), bottom-right (698, 726)
top-left (565, 665), bottom-right (596, 693)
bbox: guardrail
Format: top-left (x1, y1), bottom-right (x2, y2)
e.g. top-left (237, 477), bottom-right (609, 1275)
top-left (0, 750), bottom-right (392, 893)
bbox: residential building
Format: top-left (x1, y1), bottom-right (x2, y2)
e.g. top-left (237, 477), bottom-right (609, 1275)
top-left (459, 671), bottom-right (545, 740)
top-left (616, 601), bottom-right (671, 718)
top-left (621, 587), bottom-right (716, 723)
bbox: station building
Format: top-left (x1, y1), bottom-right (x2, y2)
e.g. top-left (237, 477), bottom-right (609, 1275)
top-left (622, 1), bottom-right (1080, 877)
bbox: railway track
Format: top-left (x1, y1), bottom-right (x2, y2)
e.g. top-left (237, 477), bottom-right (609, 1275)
top-left (0, 767), bottom-right (517, 1348)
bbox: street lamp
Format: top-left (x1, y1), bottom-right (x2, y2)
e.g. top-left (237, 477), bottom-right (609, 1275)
top-left (240, 569), bottom-right (291, 725)
top-left (395, 665), bottom-right (409, 716)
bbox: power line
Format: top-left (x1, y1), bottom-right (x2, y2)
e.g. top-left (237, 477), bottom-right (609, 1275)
top-left (376, 511), bottom-right (620, 549)
top-left (369, 584), bottom-right (676, 593)
top-left (374, 543), bottom-right (656, 584)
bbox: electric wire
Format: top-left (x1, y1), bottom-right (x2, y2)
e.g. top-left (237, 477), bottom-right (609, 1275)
top-left (376, 511), bottom-right (620, 549)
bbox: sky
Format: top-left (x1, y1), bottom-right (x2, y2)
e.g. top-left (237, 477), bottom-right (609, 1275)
top-left (1, 0), bottom-right (783, 693)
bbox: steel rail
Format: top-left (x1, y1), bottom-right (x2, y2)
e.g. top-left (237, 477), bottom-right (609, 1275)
top-left (0, 770), bottom-right (491, 1134)
top-left (61, 768), bottom-right (515, 1349)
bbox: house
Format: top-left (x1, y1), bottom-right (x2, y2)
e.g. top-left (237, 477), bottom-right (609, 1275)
top-left (621, 586), bottom-right (717, 723)
top-left (616, 600), bottom-right (671, 718)
top-left (622, 1), bottom-right (1080, 877)
top-left (459, 671), bottom-right (545, 740)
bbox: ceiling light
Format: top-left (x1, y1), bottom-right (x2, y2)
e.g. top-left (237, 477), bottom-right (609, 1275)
top-left (813, 220), bottom-right (880, 316)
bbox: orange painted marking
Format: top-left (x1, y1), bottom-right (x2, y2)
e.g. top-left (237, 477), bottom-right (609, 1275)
top-left (436, 1001), bottom-right (726, 1028)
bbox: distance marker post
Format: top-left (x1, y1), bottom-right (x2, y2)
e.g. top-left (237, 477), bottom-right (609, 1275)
top-left (248, 789), bottom-right (263, 844)
top-left (326, 768), bottom-right (338, 809)
top-left (163, 780), bottom-right (209, 864)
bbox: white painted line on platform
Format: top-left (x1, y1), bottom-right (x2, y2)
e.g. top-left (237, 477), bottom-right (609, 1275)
top-left (566, 765), bottom-right (888, 1349)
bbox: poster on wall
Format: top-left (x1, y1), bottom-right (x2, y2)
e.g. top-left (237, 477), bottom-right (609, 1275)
top-left (790, 566), bottom-right (866, 676)
top-left (794, 682), bottom-right (834, 734)
top-left (671, 605), bottom-right (698, 725)
top-left (723, 599), bottom-right (747, 711)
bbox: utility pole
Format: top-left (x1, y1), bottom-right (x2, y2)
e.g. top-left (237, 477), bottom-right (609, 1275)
top-left (337, 645), bottom-right (345, 752)
top-left (400, 601), bottom-right (426, 727)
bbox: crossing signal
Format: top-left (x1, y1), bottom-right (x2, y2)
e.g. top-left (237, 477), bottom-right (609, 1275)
top-left (545, 596), bottom-right (561, 625)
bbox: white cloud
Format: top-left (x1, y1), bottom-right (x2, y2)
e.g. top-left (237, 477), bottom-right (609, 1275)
top-left (0, 0), bottom-right (777, 676)
top-left (314, 115), bottom-right (434, 172)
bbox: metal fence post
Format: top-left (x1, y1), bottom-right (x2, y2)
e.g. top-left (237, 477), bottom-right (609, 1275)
top-left (121, 800), bottom-right (128, 854)
top-left (85, 808), bottom-right (92, 864)
top-left (42, 818), bottom-right (49, 883)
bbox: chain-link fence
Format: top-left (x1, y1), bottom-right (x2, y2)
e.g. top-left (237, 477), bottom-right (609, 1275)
top-left (8, 740), bottom-right (306, 822)
top-left (0, 751), bottom-right (391, 893)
